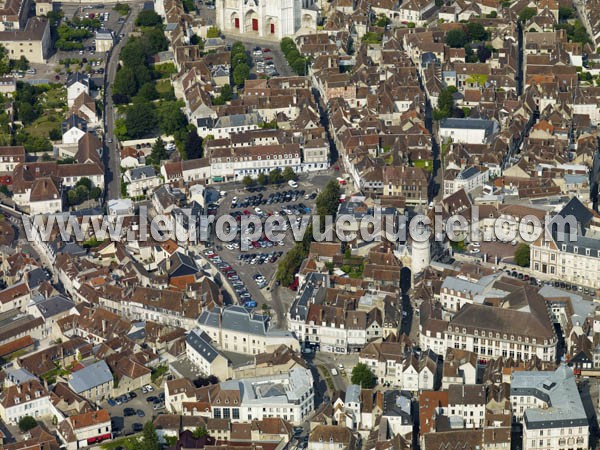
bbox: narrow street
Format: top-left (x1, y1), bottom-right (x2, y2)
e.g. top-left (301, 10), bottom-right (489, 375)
top-left (103, 2), bottom-right (145, 201)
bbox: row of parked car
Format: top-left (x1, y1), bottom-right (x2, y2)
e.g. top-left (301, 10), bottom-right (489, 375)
top-left (237, 250), bottom-right (283, 264)
top-left (505, 269), bottom-right (596, 295)
top-left (204, 249), bottom-right (257, 308)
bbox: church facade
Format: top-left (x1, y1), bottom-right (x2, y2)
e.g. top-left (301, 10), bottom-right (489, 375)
top-left (216, 0), bottom-right (317, 40)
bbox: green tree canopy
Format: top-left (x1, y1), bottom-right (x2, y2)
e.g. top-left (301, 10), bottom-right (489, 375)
top-left (18, 416), bottom-right (38, 432)
top-left (135, 10), bottom-right (162, 27)
top-left (282, 167), bottom-right (296, 181)
top-left (157, 101), bottom-right (188, 135)
top-left (192, 427), bottom-right (208, 438)
top-left (233, 63), bottom-right (250, 87)
top-left (445, 29), bottom-right (468, 48)
top-left (316, 180), bottom-right (342, 217)
top-left (125, 102), bottom-right (157, 139)
top-left (466, 23), bottom-right (489, 41)
top-left (514, 243), bottom-right (530, 267)
top-left (518, 7), bottom-right (536, 23)
top-left (149, 137), bottom-right (167, 165)
top-left (206, 26), bottom-right (221, 38)
top-left (351, 363), bottom-right (376, 388)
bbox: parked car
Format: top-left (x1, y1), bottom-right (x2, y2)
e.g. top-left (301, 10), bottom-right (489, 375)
top-left (124, 408), bottom-right (136, 416)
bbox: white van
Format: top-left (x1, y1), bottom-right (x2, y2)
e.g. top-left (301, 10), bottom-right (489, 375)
top-left (288, 180), bottom-right (298, 188)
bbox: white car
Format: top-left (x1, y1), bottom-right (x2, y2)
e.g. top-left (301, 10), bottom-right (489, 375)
top-left (144, 384), bottom-right (154, 392)
top-left (255, 207), bottom-right (263, 215)
top-left (331, 368), bottom-right (338, 376)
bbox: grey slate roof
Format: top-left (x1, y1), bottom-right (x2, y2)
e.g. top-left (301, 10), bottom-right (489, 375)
top-left (214, 112), bottom-right (261, 129)
top-left (186, 329), bottom-right (220, 363)
top-left (68, 360), bottom-right (113, 394)
top-left (67, 72), bottom-right (89, 88)
top-left (198, 305), bottom-right (269, 335)
top-left (34, 295), bottom-right (75, 318)
top-left (510, 365), bottom-right (588, 430)
top-left (440, 118), bottom-right (496, 132)
top-left (129, 166), bottom-right (157, 180)
top-left (289, 272), bottom-right (328, 322)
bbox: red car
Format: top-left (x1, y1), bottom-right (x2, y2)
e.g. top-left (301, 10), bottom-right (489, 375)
top-left (262, 48), bottom-right (271, 52)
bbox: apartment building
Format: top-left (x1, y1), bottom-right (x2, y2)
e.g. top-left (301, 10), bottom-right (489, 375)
top-left (530, 197), bottom-right (600, 289)
top-left (198, 306), bottom-right (299, 355)
top-left (0, 380), bottom-right (53, 424)
top-left (511, 366), bottom-right (589, 450)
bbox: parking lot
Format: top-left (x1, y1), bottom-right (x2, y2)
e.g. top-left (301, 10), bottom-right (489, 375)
top-left (251, 47), bottom-right (280, 78)
top-left (42, 3), bottom-right (131, 84)
top-left (201, 179), bottom-right (322, 310)
top-left (102, 384), bottom-right (165, 437)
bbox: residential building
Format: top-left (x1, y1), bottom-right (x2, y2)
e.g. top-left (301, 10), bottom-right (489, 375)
top-left (511, 366), bottom-right (589, 450)
top-left (0, 380), bottom-right (53, 424)
top-left (0, 17), bottom-right (50, 63)
top-left (447, 384), bottom-right (486, 429)
top-left (57, 409), bottom-right (112, 450)
top-left (443, 166), bottom-right (490, 198)
top-left (185, 329), bottom-right (231, 379)
top-left (198, 306), bottom-right (299, 355)
top-left (530, 197), bottom-right (600, 289)
top-left (124, 166), bottom-right (162, 198)
top-left (68, 360), bottom-right (113, 403)
top-left (439, 118), bottom-right (499, 145)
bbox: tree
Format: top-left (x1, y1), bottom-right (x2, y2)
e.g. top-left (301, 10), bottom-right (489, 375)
top-left (149, 137), bottom-right (168, 165)
top-left (351, 363), bottom-right (375, 388)
top-left (139, 422), bottom-right (159, 450)
top-left (136, 82), bottom-right (158, 102)
top-left (206, 26), bottom-right (221, 38)
top-left (125, 102), bottom-right (157, 139)
top-left (280, 37), bottom-right (295, 55)
top-left (243, 175), bottom-right (255, 187)
top-left (514, 243), bottom-right (530, 267)
top-left (76, 177), bottom-right (92, 191)
top-left (157, 101), bottom-right (187, 135)
top-left (221, 84), bottom-right (233, 101)
top-left (183, 129), bottom-right (202, 160)
top-left (518, 7), bottom-right (536, 23)
top-left (466, 23), bottom-right (488, 41)
top-left (487, 11), bottom-right (497, 18)
top-left (316, 180), bottom-right (342, 217)
top-left (113, 66), bottom-right (138, 99)
top-left (233, 63), bottom-right (250, 87)
top-left (269, 168), bottom-right (284, 184)
top-left (291, 57), bottom-right (308, 76)
top-left (135, 10), bottom-right (162, 27)
top-left (445, 29), bottom-right (468, 48)
top-left (257, 173), bottom-right (268, 185)
top-left (433, 86), bottom-right (457, 120)
top-left (192, 427), bottom-right (208, 438)
top-left (282, 167), bottom-right (296, 182)
top-left (18, 416), bottom-right (38, 432)
top-left (559, 7), bottom-right (574, 21)
top-left (18, 102), bottom-right (38, 124)
top-left (231, 41), bottom-right (246, 57)
top-left (140, 27), bottom-right (169, 54)
top-left (375, 14), bottom-right (390, 28)
top-left (477, 45), bottom-right (492, 62)
top-left (232, 52), bottom-right (250, 67)
top-left (120, 39), bottom-right (147, 67)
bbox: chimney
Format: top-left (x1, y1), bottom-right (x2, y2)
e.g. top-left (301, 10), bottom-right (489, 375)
top-left (102, 319), bottom-right (107, 333)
